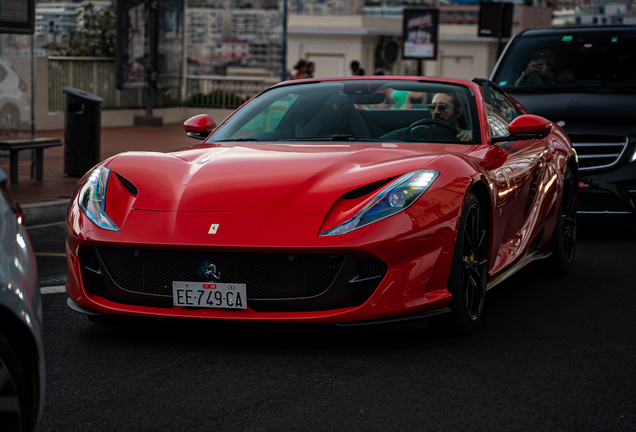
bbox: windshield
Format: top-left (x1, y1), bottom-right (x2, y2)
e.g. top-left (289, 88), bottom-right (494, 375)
top-left (494, 31), bottom-right (636, 91)
top-left (207, 80), bottom-right (481, 144)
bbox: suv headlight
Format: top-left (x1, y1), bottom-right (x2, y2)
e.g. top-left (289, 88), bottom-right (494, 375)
top-left (320, 170), bottom-right (439, 236)
top-left (78, 166), bottom-right (119, 231)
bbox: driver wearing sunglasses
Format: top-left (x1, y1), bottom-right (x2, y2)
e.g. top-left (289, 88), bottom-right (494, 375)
top-left (428, 93), bottom-right (472, 142)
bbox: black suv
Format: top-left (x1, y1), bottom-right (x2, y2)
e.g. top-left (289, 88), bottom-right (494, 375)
top-left (491, 26), bottom-right (636, 214)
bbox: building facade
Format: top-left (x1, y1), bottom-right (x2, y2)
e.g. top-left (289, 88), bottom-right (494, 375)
top-left (231, 9), bottom-right (278, 40)
top-left (287, 3), bottom-right (555, 81)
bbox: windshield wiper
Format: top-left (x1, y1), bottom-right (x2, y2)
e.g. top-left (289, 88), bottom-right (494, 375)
top-left (505, 85), bottom-right (587, 92)
top-left (582, 84), bottom-right (636, 94)
top-left (215, 138), bottom-right (261, 142)
top-left (280, 135), bottom-right (393, 142)
top-left (507, 83), bottom-right (636, 94)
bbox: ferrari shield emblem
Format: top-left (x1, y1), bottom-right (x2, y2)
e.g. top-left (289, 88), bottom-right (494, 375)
top-left (208, 224), bottom-right (219, 234)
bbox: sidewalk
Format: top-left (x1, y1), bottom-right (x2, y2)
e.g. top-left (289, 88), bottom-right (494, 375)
top-left (1, 123), bottom-right (198, 226)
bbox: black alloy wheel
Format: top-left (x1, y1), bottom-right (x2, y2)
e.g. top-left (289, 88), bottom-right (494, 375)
top-left (547, 166), bottom-right (577, 275)
top-left (0, 332), bottom-right (30, 432)
top-left (447, 192), bottom-right (489, 333)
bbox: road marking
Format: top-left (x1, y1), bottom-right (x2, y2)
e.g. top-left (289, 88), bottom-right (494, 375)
top-left (41, 285), bottom-right (66, 294)
top-left (25, 221), bottom-right (67, 230)
top-left (35, 252), bottom-right (66, 257)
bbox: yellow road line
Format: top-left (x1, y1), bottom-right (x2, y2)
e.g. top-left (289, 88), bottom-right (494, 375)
top-left (35, 252), bottom-right (66, 257)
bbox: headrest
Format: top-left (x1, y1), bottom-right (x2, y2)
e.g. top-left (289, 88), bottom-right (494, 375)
top-left (322, 94), bottom-right (352, 130)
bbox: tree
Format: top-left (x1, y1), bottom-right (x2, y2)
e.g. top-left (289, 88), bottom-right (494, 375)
top-left (55, 1), bottom-right (117, 57)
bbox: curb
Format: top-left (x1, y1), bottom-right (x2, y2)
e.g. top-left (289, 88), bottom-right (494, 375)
top-left (22, 199), bottom-right (70, 227)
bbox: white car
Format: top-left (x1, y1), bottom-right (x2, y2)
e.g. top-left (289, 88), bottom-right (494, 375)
top-left (0, 59), bottom-right (30, 137)
top-left (0, 167), bottom-right (44, 432)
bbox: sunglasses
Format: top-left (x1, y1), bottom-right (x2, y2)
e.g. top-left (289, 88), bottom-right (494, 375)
top-left (427, 103), bottom-right (456, 113)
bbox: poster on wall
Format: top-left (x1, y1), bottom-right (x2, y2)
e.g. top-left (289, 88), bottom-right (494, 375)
top-left (402, 8), bottom-right (439, 60)
top-left (117, 0), bottom-right (148, 89)
top-left (157, 0), bottom-right (183, 89)
top-left (0, 0), bottom-right (35, 34)
top-left (116, 0), bottom-right (183, 89)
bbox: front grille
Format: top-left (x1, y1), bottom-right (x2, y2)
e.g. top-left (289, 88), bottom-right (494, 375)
top-left (578, 192), bottom-right (632, 213)
top-left (359, 257), bottom-right (388, 278)
top-left (356, 257), bottom-right (389, 300)
top-left (96, 248), bottom-right (350, 300)
top-left (568, 134), bottom-right (628, 171)
top-left (83, 249), bottom-right (99, 272)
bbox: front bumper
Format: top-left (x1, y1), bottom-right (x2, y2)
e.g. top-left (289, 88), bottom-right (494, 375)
top-left (578, 161), bottom-right (636, 214)
top-left (66, 188), bottom-right (463, 324)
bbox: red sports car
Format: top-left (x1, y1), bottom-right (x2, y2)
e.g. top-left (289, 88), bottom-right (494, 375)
top-left (65, 77), bottom-right (577, 332)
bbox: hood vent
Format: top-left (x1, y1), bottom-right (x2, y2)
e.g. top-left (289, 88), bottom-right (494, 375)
top-left (342, 177), bottom-right (395, 200)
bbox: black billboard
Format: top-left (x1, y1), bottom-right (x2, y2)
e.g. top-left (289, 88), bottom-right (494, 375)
top-left (116, 0), bottom-right (183, 89)
top-left (157, 0), bottom-right (184, 89)
top-left (478, 2), bottom-right (513, 38)
top-left (0, 0), bottom-right (35, 35)
top-left (402, 8), bottom-right (439, 60)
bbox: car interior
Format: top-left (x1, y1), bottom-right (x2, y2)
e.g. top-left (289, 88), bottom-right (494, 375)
top-left (210, 80), bottom-right (481, 144)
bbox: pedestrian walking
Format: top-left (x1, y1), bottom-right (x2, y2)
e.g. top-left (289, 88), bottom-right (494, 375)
top-left (290, 60), bottom-right (307, 79)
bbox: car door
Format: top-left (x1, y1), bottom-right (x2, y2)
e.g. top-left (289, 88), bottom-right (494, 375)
top-left (479, 81), bottom-right (555, 260)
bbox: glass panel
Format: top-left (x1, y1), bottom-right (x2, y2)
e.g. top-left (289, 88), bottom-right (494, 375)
top-left (235, 94), bottom-right (299, 137)
top-left (478, 82), bottom-right (523, 138)
top-left (209, 80), bottom-right (481, 144)
top-left (494, 31), bottom-right (636, 90)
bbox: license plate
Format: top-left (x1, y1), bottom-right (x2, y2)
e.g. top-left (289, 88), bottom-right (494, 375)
top-left (173, 282), bottom-right (247, 309)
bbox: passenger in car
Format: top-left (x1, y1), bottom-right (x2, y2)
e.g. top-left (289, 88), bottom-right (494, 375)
top-left (515, 48), bottom-right (576, 86)
top-left (429, 93), bottom-right (472, 141)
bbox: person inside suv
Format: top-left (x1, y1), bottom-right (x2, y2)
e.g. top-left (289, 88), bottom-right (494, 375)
top-left (515, 47), bottom-right (576, 86)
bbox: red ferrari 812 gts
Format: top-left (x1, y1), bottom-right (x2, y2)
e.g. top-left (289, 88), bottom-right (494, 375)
top-left (65, 77), bottom-right (578, 333)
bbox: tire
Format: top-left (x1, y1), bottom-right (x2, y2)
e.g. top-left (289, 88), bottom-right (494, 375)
top-left (547, 166), bottom-right (577, 275)
top-left (0, 331), bottom-right (31, 432)
top-left (0, 106), bottom-right (20, 137)
top-left (446, 192), bottom-right (489, 334)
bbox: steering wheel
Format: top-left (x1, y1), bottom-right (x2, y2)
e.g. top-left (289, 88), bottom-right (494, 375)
top-left (406, 118), bottom-right (457, 136)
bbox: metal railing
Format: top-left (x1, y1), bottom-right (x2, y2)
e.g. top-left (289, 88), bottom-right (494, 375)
top-left (185, 75), bottom-right (279, 109)
top-left (48, 57), bottom-right (182, 112)
top-left (48, 57), bottom-right (281, 112)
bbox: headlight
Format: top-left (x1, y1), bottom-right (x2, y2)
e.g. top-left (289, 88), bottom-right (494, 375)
top-left (78, 166), bottom-right (119, 231)
top-left (320, 170), bottom-right (439, 236)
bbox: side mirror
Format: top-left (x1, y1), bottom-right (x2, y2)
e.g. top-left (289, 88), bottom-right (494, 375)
top-left (492, 114), bottom-right (552, 144)
top-left (184, 114), bottom-right (216, 140)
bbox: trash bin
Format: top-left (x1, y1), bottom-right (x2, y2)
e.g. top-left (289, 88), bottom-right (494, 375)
top-left (63, 87), bottom-right (103, 176)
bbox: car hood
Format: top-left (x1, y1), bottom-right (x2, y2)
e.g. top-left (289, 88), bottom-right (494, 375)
top-left (508, 91), bottom-right (636, 136)
top-left (105, 142), bottom-right (470, 213)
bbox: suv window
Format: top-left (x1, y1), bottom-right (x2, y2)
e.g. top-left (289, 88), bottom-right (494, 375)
top-left (493, 31), bottom-right (636, 90)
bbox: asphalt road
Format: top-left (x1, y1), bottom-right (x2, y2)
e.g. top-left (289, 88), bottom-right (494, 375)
top-left (29, 215), bottom-right (636, 431)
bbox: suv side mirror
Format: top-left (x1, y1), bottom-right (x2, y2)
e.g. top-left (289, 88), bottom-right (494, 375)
top-left (492, 114), bottom-right (552, 143)
top-left (184, 114), bottom-right (216, 140)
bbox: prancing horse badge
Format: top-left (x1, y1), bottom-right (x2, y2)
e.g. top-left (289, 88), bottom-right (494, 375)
top-left (208, 224), bottom-right (219, 234)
